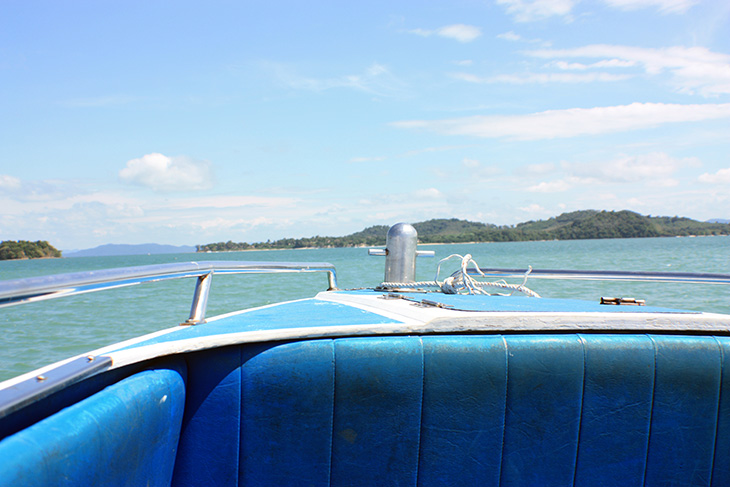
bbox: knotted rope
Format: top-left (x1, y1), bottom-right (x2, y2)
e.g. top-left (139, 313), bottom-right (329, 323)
top-left (379, 253), bottom-right (540, 298)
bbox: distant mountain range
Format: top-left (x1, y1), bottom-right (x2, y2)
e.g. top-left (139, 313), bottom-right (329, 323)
top-left (65, 243), bottom-right (196, 257)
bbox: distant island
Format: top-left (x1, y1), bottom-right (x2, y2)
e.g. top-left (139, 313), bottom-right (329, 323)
top-left (0, 240), bottom-right (62, 260)
top-left (197, 210), bottom-right (730, 252)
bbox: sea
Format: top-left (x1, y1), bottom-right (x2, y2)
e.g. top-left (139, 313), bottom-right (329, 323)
top-left (1, 236), bottom-right (728, 382)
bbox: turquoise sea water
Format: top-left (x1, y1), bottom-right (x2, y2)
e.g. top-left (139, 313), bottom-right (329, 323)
top-left (1, 236), bottom-right (728, 381)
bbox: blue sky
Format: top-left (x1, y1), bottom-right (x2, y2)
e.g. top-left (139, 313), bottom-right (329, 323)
top-left (1, 0), bottom-right (729, 250)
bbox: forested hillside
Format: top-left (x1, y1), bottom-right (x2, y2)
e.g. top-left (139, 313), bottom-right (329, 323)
top-left (197, 210), bottom-right (730, 251)
top-left (0, 240), bottom-right (62, 260)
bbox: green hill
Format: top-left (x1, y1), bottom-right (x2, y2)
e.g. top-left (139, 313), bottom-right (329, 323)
top-left (197, 210), bottom-right (730, 251)
top-left (0, 240), bottom-right (62, 260)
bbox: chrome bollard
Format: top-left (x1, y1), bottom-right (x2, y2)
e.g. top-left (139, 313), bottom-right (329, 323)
top-left (369, 223), bottom-right (434, 284)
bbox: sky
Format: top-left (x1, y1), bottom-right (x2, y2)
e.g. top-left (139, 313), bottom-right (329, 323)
top-left (1, 0), bottom-right (729, 250)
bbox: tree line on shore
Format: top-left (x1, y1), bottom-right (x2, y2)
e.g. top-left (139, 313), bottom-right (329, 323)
top-left (197, 210), bottom-right (730, 252)
top-left (4, 211), bottom-right (727, 259)
top-left (0, 240), bottom-right (62, 260)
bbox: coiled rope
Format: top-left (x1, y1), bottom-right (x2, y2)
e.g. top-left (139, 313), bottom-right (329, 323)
top-left (379, 253), bottom-right (540, 298)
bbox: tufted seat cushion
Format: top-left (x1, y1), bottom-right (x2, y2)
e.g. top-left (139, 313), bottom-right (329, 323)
top-left (173, 334), bottom-right (730, 486)
top-left (0, 366), bottom-right (186, 486)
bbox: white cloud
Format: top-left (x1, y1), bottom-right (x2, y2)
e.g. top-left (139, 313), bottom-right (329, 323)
top-left (119, 153), bottom-right (214, 192)
top-left (59, 95), bottom-right (139, 108)
top-left (413, 188), bottom-right (444, 199)
top-left (519, 203), bottom-right (549, 214)
top-left (449, 73), bottom-right (485, 83)
top-left (497, 0), bottom-right (697, 21)
top-left (452, 72), bottom-right (632, 83)
top-left (497, 31), bottom-right (550, 45)
top-left (462, 158), bottom-right (480, 168)
top-left (528, 45), bottom-right (730, 96)
top-left (392, 102), bottom-right (730, 140)
top-left (569, 152), bottom-right (697, 185)
top-left (602, 0), bottom-right (698, 14)
top-left (552, 59), bottom-right (637, 70)
top-left (167, 195), bottom-right (297, 210)
top-left (0, 177), bottom-right (79, 202)
top-left (0, 175), bottom-right (21, 190)
top-left (528, 152), bottom-right (698, 193)
top-left (349, 155), bottom-right (387, 163)
top-left (497, 31), bottom-right (522, 41)
top-left (266, 62), bottom-right (405, 97)
top-left (526, 162), bottom-right (556, 174)
top-left (698, 168), bottom-right (730, 184)
top-left (496, 0), bottom-right (579, 21)
top-left (438, 24), bottom-right (482, 42)
top-left (527, 180), bottom-right (573, 192)
top-left (408, 24), bottom-right (482, 43)
top-left (456, 158), bottom-right (502, 179)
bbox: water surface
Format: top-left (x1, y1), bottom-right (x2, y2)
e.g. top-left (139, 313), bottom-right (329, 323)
top-left (1, 236), bottom-right (728, 381)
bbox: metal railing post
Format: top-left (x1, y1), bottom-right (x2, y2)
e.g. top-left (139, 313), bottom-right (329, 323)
top-left (184, 271), bottom-right (213, 325)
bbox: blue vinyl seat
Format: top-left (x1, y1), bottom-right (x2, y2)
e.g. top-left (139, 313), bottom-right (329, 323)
top-left (3, 334), bottom-right (728, 486)
top-left (0, 367), bottom-right (186, 486)
top-left (175, 334), bottom-right (730, 486)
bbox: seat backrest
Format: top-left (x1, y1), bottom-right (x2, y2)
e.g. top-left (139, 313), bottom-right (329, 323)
top-left (0, 366), bottom-right (186, 487)
top-left (172, 334), bottom-right (730, 486)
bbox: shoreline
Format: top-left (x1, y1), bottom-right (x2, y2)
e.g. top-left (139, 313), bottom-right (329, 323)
top-left (194, 234), bottom-right (727, 254)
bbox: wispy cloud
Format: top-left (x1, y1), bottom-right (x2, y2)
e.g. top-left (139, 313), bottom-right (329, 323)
top-left (451, 71), bottom-right (632, 83)
top-left (119, 153), bottom-right (214, 192)
top-left (528, 44), bottom-right (730, 96)
top-left (496, 0), bottom-right (579, 22)
top-left (459, 158), bottom-right (502, 179)
top-left (518, 203), bottom-right (550, 216)
top-left (551, 59), bottom-right (637, 70)
top-left (413, 188), bottom-right (444, 199)
top-left (526, 152), bottom-right (699, 192)
top-left (698, 168), bottom-right (730, 184)
top-left (567, 152), bottom-right (698, 185)
top-left (0, 174), bottom-right (21, 190)
top-left (349, 155), bottom-right (387, 163)
top-left (497, 31), bottom-right (523, 42)
top-left (408, 24), bottom-right (482, 43)
top-left (527, 179), bottom-right (575, 192)
top-left (496, 31), bottom-right (550, 46)
top-left (166, 195), bottom-right (297, 210)
top-left (602, 0), bottom-right (698, 14)
top-left (265, 62), bottom-right (406, 97)
top-left (497, 0), bottom-right (697, 21)
top-left (59, 95), bottom-right (139, 108)
top-left (392, 103), bottom-right (730, 140)
top-left (0, 176), bottom-right (79, 202)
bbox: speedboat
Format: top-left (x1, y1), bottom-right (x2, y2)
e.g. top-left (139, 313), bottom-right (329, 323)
top-left (1, 223), bottom-right (729, 486)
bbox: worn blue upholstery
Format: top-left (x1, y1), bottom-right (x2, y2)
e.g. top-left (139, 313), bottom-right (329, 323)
top-left (173, 334), bottom-right (730, 486)
top-left (0, 366), bottom-right (186, 487)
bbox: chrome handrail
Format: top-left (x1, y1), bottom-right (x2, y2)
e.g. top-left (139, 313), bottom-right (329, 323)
top-left (472, 268), bottom-right (730, 285)
top-left (0, 261), bottom-right (338, 324)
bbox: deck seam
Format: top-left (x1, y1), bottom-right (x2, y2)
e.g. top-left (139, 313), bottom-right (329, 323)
top-left (571, 334), bottom-right (588, 486)
top-left (641, 334), bottom-right (658, 487)
top-left (327, 339), bottom-right (336, 487)
top-left (497, 335), bottom-right (509, 487)
top-left (709, 335), bottom-right (724, 486)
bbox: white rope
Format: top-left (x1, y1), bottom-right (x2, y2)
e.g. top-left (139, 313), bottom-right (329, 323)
top-left (379, 254), bottom-right (540, 298)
